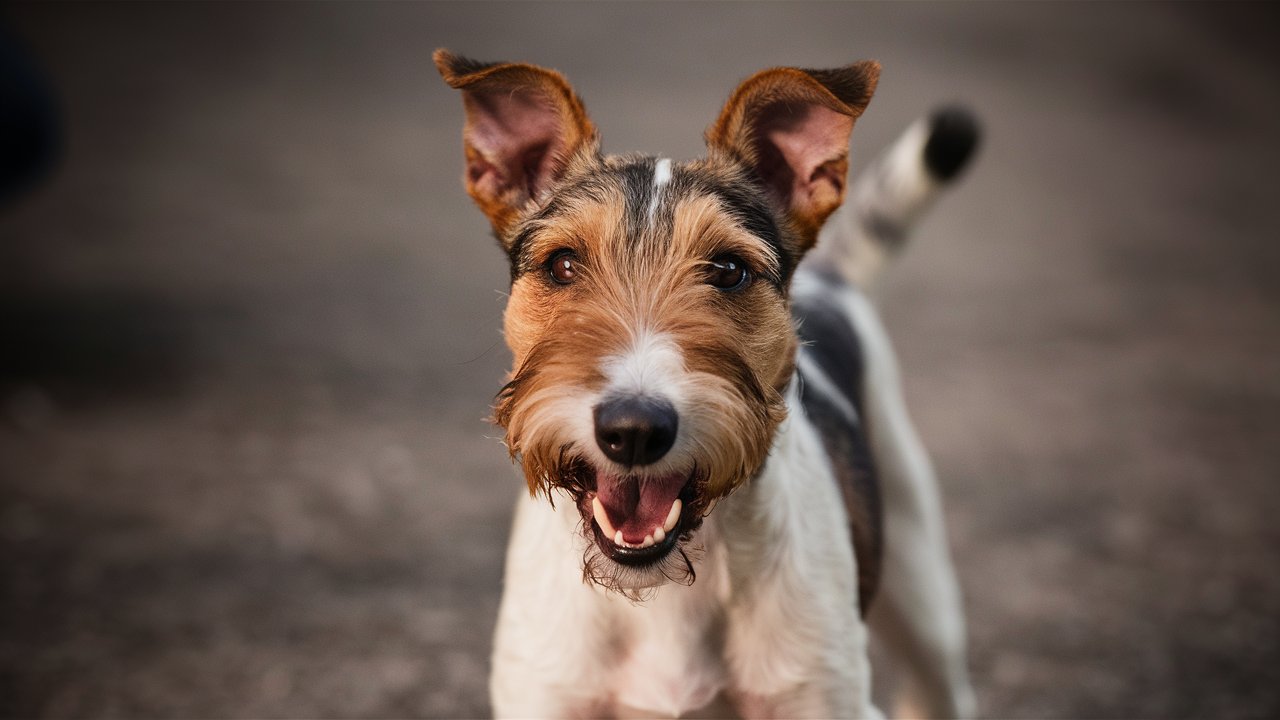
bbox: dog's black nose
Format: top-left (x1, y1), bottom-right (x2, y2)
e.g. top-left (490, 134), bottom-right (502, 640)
top-left (593, 396), bottom-right (678, 467)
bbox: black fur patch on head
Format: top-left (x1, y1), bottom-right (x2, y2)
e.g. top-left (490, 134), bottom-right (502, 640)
top-left (503, 155), bottom-right (794, 289)
top-left (503, 165), bottom-right (615, 281)
top-left (677, 164), bottom-right (791, 288)
top-left (506, 201), bottom-right (562, 279)
top-left (613, 156), bottom-right (660, 242)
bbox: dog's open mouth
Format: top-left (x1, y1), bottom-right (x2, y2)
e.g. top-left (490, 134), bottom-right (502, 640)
top-left (583, 469), bottom-right (693, 566)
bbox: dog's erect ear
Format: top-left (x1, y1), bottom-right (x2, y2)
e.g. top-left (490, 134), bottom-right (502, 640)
top-left (706, 62), bottom-right (880, 249)
top-left (434, 49), bottom-right (599, 240)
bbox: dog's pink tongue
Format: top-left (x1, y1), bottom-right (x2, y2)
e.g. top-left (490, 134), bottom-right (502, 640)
top-left (596, 471), bottom-right (685, 544)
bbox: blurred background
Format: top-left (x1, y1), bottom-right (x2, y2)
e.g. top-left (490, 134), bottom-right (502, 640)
top-left (2, 2), bottom-right (1278, 717)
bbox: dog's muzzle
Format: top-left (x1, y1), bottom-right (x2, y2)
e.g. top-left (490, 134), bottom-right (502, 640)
top-left (587, 396), bottom-right (690, 565)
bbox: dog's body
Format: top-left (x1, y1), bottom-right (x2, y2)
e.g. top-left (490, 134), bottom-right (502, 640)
top-left (435, 51), bottom-right (978, 718)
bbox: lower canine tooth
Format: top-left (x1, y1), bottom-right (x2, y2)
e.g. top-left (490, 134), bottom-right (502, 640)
top-left (614, 530), bottom-right (624, 546)
top-left (653, 527), bottom-right (665, 543)
top-left (663, 499), bottom-right (682, 533)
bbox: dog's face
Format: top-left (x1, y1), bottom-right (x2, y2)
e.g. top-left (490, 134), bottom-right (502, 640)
top-left (436, 51), bottom-right (878, 592)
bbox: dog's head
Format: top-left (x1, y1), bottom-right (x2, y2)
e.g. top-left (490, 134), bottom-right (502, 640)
top-left (435, 50), bottom-right (878, 594)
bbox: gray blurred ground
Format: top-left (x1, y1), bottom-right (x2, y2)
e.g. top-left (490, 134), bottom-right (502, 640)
top-left (2, 2), bottom-right (1278, 718)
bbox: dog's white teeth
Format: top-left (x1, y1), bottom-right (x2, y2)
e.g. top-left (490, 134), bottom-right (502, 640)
top-left (598, 496), bottom-right (679, 549)
top-left (592, 497), bottom-right (617, 539)
top-left (663, 499), bottom-right (682, 533)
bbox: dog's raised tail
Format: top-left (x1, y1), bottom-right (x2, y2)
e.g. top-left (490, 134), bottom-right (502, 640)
top-left (811, 105), bottom-right (981, 289)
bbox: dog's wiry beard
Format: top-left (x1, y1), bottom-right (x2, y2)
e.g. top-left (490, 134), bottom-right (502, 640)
top-left (581, 529), bottom-right (701, 603)
top-left (492, 321), bottom-right (790, 598)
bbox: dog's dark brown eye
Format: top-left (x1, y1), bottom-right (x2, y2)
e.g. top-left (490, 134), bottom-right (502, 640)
top-left (547, 250), bottom-right (578, 285)
top-left (706, 255), bottom-right (749, 290)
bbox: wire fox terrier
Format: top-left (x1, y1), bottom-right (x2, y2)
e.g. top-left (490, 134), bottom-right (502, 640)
top-left (435, 49), bottom-right (980, 718)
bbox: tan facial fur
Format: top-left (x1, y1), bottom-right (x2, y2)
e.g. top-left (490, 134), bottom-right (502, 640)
top-left (494, 157), bottom-right (792, 509)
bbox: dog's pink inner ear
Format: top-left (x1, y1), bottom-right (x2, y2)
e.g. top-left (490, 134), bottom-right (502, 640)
top-left (707, 62), bottom-right (880, 248)
top-left (463, 89), bottom-right (566, 205)
top-left (752, 102), bottom-right (855, 226)
top-left (434, 50), bottom-right (598, 239)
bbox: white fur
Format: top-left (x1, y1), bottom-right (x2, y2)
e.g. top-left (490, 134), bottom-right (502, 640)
top-left (649, 158), bottom-right (673, 224)
top-left (601, 330), bottom-right (685, 403)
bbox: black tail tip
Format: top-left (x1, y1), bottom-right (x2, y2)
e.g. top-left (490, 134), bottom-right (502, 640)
top-left (924, 105), bottom-right (981, 182)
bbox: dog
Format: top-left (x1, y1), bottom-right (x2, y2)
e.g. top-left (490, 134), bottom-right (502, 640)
top-left (434, 49), bottom-right (979, 718)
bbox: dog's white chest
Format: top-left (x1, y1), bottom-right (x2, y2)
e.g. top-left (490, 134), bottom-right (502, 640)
top-left (608, 552), bottom-right (731, 716)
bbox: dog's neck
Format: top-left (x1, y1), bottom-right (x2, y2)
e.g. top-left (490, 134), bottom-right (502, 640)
top-left (711, 376), bottom-right (815, 572)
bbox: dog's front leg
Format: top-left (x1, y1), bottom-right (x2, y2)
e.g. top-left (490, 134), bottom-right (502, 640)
top-left (490, 494), bottom-right (614, 718)
top-left (724, 594), bottom-right (878, 720)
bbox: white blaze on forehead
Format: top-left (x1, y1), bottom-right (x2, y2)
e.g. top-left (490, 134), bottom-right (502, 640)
top-left (601, 330), bottom-right (685, 400)
top-left (653, 158), bottom-right (673, 188)
top-left (648, 158), bottom-right (673, 225)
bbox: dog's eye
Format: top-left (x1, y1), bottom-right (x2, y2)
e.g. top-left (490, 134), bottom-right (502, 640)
top-left (547, 250), bottom-right (578, 285)
top-left (706, 254), bottom-right (749, 290)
